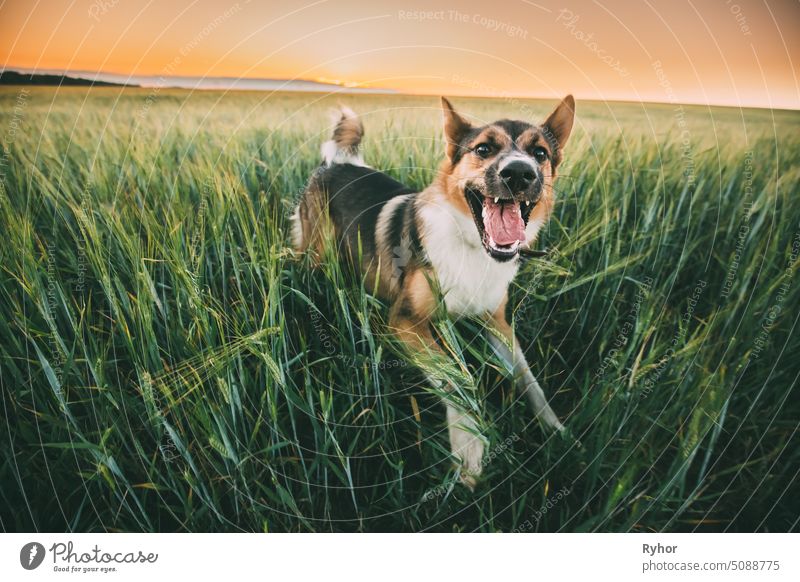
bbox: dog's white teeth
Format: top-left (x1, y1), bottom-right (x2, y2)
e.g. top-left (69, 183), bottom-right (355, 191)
top-left (494, 197), bottom-right (499, 203)
top-left (525, 200), bottom-right (530, 206)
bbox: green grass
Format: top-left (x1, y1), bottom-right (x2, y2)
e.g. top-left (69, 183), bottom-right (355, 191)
top-left (1, 86), bottom-right (798, 532)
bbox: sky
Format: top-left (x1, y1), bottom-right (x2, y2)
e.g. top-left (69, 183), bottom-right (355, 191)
top-left (1, 0), bottom-right (798, 109)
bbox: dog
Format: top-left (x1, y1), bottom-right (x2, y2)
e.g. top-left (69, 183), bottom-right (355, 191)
top-left (291, 96), bottom-right (575, 488)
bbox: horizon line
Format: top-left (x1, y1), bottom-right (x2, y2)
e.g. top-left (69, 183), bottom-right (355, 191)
top-left (2, 65), bottom-right (797, 113)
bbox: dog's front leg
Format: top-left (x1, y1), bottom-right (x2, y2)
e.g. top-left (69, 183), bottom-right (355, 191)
top-left (388, 275), bottom-right (484, 488)
top-left (486, 301), bottom-right (565, 433)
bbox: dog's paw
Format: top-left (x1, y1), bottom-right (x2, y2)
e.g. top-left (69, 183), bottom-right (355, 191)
top-left (459, 470), bottom-right (478, 491)
top-left (451, 431), bottom-right (485, 490)
top-left (539, 412), bottom-right (566, 434)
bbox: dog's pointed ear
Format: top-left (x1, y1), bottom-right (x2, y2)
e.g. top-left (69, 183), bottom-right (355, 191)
top-left (441, 97), bottom-right (472, 162)
top-left (543, 95), bottom-right (575, 160)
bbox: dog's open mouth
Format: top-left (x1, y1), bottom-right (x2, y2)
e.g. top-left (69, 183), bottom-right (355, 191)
top-left (466, 189), bottom-right (534, 261)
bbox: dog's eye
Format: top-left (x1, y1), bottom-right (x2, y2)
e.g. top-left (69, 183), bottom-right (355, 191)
top-left (474, 143), bottom-right (492, 158)
top-left (532, 146), bottom-right (548, 163)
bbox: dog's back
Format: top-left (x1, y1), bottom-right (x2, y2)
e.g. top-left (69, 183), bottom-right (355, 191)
top-left (291, 108), bottom-right (417, 296)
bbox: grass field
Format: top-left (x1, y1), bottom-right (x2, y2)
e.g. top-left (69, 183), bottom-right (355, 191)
top-left (1, 86), bottom-right (799, 532)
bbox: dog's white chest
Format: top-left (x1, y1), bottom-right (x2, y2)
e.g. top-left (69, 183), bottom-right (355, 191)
top-left (437, 251), bottom-right (517, 316)
top-left (420, 199), bottom-right (518, 317)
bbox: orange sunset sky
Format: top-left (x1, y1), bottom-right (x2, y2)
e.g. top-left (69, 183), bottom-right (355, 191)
top-left (1, 0), bottom-right (798, 109)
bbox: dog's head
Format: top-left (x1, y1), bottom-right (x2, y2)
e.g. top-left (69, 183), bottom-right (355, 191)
top-left (438, 96), bottom-right (575, 261)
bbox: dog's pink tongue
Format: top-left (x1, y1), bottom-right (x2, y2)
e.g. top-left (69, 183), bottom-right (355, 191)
top-left (483, 198), bottom-right (526, 245)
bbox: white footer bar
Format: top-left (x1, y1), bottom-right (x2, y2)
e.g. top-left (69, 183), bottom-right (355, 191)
top-left (1, 533), bottom-right (796, 581)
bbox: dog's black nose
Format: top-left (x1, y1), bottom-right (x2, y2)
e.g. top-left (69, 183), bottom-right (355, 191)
top-left (500, 160), bottom-right (536, 192)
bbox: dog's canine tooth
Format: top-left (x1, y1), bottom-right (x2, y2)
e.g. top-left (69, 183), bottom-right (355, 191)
top-left (494, 197), bottom-right (499, 203)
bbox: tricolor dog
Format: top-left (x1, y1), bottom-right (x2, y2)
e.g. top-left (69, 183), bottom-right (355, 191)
top-left (291, 96), bottom-right (575, 487)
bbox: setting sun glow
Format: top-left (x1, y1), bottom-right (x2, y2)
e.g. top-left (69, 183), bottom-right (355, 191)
top-left (1, 0), bottom-right (798, 108)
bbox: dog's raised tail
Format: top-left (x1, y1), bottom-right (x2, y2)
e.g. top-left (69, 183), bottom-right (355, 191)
top-left (321, 106), bottom-right (366, 167)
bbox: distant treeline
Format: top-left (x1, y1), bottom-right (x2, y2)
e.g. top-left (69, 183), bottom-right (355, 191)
top-left (0, 70), bottom-right (133, 87)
